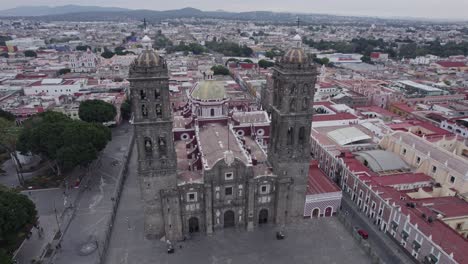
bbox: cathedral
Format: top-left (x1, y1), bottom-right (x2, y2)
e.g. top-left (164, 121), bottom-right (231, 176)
top-left (129, 34), bottom-right (317, 241)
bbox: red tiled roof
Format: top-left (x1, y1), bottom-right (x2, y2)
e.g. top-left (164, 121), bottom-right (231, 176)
top-left (307, 161), bottom-right (341, 195)
top-left (435, 61), bottom-right (466, 68)
top-left (313, 112), bottom-right (358, 122)
top-left (370, 173), bottom-right (432, 186)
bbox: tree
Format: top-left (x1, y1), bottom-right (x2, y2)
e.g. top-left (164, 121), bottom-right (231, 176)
top-left (0, 109), bottom-right (15, 122)
top-left (361, 55), bottom-right (372, 63)
top-left (100, 50), bottom-right (115, 59)
top-left (58, 68), bottom-right (71, 76)
top-left (17, 111), bottom-right (111, 176)
top-left (78, 100), bottom-right (117, 123)
top-left (0, 53), bottom-right (8, 58)
top-left (76, 45), bottom-right (91, 51)
top-left (24, 50), bottom-right (37, 58)
top-left (258, 59), bottom-right (274, 68)
top-left (0, 249), bottom-right (12, 264)
top-left (211, 65), bottom-right (230, 75)
top-left (0, 185), bottom-right (37, 248)
top-left (120, 98), bottom-right (131, 120)
top-left (0, 117), bottom-right (24, 185)
top-left (242, 59), bottom-right (253, 63)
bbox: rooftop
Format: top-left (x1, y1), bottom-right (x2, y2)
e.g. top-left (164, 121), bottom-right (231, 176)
top-left (307, 161), bottom-right (341, 195)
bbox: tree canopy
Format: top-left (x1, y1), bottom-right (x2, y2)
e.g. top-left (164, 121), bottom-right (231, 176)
top-left (211, 65), bottom-right (230, 75)
top-left (0, 109), bottom-right (15, 122)
top-left (24, 50), bottom-right (37, 58)
top-left (205, 41), bottom-right (253, 57)
top-left (76, 45), bottom-right (91, 51)
top-left (78, 100), bottom-right (117, 124)
top-left (166, 42), bottom-right (206, 55)
top-left (17, 111), bottom-right (111, 175)
top-left (101, 49), bottom-right (115, 59)
top-left (120, 98), bottom-right (131, 120)
top-left (0, 185), bottom-right (37, 243)
top-left (258, 59), bottom-right (274, 68)
top-left (58, 68), bottom-right (71, 76)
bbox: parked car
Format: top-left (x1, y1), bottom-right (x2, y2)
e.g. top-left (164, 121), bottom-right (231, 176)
top-left (357, 229), bottom-right (369, 239)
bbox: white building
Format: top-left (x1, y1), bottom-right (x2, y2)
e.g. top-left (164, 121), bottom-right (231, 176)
top-left (24, 78), bottom-right (86, 96)
top-left (5, 38), bottom-right (45, 51)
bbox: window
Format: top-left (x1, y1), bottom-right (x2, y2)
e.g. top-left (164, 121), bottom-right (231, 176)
top-left (416, 156), bottom-right (421, 164)
top-left (456, 222), bottom-right (463, 230)
top-left (287, 127), bottom-right (294, 145)
top-left (260, 185), bottom-right (269, 194)
top-left (402, 148), bottom-right (407, 155)
top-left (450, 176), bottom-right (456, 184)
top-left (225, 187), bottom-right (233, 196)
top-left (225, 172), bottom-right (233, 180)
top-left (298, 126), bottom-right (306, 145)
top-left (187, 192), bottom-right (197, 202)
top-left (431, 166), bottom-right (437, 173)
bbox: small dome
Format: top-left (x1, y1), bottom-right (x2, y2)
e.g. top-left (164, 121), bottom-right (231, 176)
top-left (142, 35), bottom-right (152, 43)
top-left (134, 49), bottom-right (161, 67)
top-left (281, 47), bottom-right (308, 64)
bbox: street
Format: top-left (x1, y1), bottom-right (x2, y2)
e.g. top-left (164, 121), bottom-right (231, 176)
top-left (341, 195), bottom-right (416, 264)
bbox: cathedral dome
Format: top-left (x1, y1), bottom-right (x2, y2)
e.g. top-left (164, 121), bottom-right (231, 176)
top-left (280, 34), bottom-right (309, 64)
top-left (134, 49), bottom-right (162, 67)
top-left (281, 47), bottom-right (308, 64)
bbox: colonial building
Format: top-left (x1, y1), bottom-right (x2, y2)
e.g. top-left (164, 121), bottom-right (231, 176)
top-left (129, 35), bottom-right (317, 241)
top-left (69, 49), bottom-right (99, 73)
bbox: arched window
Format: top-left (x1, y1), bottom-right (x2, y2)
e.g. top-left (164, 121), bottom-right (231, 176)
top-left (140, 89), bottom-right (146, 100)
top-left (155, 88), bottom-right (161, 100)
top-left (302, 84), bottom-right (309, 94)
top-left (158, 136), bottom-right (167, 156)
top-left (302, 97), bottom-right (308, 110)
top-left (298, 126), bottom-right (306, 145)
top-left (287, 127), bottom-right (294, 145)
top-left (290, 84), bottom-right (296, 95)
top-left (155, 104), bottom-right (162, 118)
top-left (141, 104), bottom-right (148, 117)
top-left (290, 99), bottom-right (296, 112)
top-left (144, 137), bottom-right (152, 155)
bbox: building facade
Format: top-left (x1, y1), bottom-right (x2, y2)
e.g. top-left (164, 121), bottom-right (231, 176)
top-left (129, 35), bottom-right (316, 241)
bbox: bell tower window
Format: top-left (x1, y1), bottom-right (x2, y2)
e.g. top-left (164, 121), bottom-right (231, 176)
top-left (155, 104), bottom-right (162, 118)
top-left (141, 104), bottom-right (148, 117)
top-left (290, 99), bottom-right (296, 112)
top-left (287, 127), bottom-right (294, 145)
top-left (140, 90), bottom-right (146, 100)
top-left (158, 136), bottom-right (167, 156)
top-left (144, 137), bottom-right (152, 155)
top-left (298, 127), bottom-right (305, 145)
top-left (155, 88), bottom-right (161, 100)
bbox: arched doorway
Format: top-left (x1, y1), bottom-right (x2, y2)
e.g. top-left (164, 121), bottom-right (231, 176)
top-left (258, 209), bottom-right (268, 224)
top-left (188, 217), bottom-right (199, 233)
top-left (312, 208), bottom-right (320, 218)
top-left (224, 210), bottom-right (235, 228)
top-left (325, 207), bottom-right (332, 217)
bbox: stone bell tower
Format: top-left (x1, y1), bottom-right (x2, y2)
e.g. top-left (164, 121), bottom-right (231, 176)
top-left (129, 35), bottom-right (180, 239)
top-left (268, 34), bottom-right (317, 225)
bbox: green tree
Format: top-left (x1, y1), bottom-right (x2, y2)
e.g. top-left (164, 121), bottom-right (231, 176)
top-left (0, 185), bottom-right (37, 248)
top-left (58, 68), bottom-right (71, 76)
top-left (76, 45), bottom-right (91, 51)
top-left (24, 50), bottom-right (37, 58)
top-left (211, 65), bottom-right (230, 75)
top-left (17, 112), bottom-right (111, 176)
top-left (0, 118), bottom-right (24, 185)
top-left (361, 55), bottom-right (372, 63)
top-left (0, 249), bottom-right (12, 264)
top-left (100, 50), bottom-right (115, 59)
top-left (0, 109), bottom-right (15, 122)
top-left (120, 98), bottom-right (131, 120)
top-left (258, 59), bottom-right (274, 68)
top-left (78, 100), bottom-right (117, 123)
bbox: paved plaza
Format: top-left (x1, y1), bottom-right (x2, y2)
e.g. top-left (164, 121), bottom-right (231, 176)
top-left (105, 144), bottom-right (371, 264)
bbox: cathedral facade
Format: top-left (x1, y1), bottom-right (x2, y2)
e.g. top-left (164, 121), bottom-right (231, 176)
top-left (129, 35), bottom-right (317, 241)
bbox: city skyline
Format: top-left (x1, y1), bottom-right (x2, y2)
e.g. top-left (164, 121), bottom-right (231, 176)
top-left (1, 0), bottom-right (468, 20)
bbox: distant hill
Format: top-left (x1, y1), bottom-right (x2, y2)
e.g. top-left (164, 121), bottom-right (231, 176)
top-left (0, 5), bottom-right (130, 17)
top-left (0, 5), bottom-right (460, 24)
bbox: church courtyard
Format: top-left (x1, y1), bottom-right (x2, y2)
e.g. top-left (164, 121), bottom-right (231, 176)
top-left (104, 147), bottom-right (371, 264)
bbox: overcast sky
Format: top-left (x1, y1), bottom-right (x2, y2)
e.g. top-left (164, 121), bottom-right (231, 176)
top-left (4, 0), bottom-right (468, 20)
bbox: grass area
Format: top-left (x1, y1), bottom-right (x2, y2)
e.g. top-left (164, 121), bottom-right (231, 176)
top-left (23, 172), bottom-right (63, 189)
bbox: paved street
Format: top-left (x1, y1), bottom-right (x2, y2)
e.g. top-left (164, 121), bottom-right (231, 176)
top-left (105, 146), bottom-right (371, 264)
top-left (341, 195), bottom-right (416, 264)
top-left (52, 122), bottom-right (133, 264)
